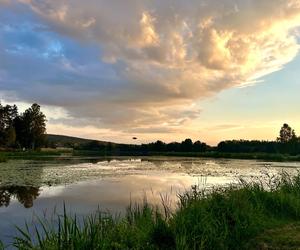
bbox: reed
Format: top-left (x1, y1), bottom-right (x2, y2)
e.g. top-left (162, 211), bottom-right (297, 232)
top-left (8, 172), bottom-right (300, 249)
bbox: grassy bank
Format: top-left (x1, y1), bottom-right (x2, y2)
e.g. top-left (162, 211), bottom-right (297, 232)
top-left (8, 173), bottom-right (300, 249)
top-left (73, 150), bottom-right (300, 162)
top-left (1, 149), bottom-right (300, 162)
top-left (0, 151), bottom-right (65, 161)
top-left (207, 152), bottom-right (300, 161)
top-left (156, 151), bottom-right (300, 161)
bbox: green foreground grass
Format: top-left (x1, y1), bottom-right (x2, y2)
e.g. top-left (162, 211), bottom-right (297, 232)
top-left (4, 172), bottom-right (300, 250)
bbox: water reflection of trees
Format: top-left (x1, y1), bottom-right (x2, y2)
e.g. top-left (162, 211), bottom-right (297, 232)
top-left (0, 186), bottom-right (40, 208)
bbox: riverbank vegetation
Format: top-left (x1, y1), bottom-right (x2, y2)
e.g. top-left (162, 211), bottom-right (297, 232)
top-left (7, 172), bottom-right (300, 249)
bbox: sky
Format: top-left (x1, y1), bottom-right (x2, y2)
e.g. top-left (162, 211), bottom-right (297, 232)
top-left (0, 0), bottom-right (300, 145)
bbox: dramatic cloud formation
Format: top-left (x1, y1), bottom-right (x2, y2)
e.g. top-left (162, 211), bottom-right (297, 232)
top-left (0, 0), bottom-right (300, 140)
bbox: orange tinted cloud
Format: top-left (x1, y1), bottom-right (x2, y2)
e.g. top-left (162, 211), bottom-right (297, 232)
top-left (1, 0), bottom-right (300, 137)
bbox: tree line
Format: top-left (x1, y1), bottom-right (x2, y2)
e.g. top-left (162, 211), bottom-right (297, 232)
top-left (0, 102), bottom-right (46, 149)
top-left (79, 123), bottom-right (300, 155)
top-left (76, 138), bottom-right (210, 154)
top-left (217, 124), bottom-right (300, 155)
top-left (1, 102), bottom-right (300, 155)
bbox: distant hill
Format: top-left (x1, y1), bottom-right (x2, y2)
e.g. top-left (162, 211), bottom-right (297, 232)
top-left (46, 134), bottom-right (112, 148)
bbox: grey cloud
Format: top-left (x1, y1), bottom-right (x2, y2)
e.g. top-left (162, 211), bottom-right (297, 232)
top-left (0, 0), bottom-right (300, 133)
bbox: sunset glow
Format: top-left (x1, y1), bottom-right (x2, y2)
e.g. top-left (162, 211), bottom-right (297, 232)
top-left (1, 0), bottom-right (300, 144)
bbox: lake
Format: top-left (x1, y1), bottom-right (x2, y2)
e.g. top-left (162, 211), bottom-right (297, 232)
top-left (1, 156), bottom-right (300, 245)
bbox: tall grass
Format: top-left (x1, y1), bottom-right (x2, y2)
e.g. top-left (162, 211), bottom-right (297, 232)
top-left (173, 173), bottom-right (300, 249)
top-left (8, 172), bottom-right (300, 249)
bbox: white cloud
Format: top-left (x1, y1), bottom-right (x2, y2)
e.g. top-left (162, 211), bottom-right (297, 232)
top-left (1, 0), bottom-right (300, 137)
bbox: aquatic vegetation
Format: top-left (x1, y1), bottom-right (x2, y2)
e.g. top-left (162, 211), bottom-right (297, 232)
top-left (8, 172), bottom-right (300, 249)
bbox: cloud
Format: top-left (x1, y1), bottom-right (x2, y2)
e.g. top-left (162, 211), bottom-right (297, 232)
top-left (0, 0), bottom-right (300, 136)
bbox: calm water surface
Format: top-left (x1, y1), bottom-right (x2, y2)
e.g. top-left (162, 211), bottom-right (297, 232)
top-left (1, 156), bottom-right (300, 245)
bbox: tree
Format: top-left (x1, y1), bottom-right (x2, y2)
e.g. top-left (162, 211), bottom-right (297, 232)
top-left (5, 127), bottom-right (16, 147)
top-left (194, 140), bottom-right (207, 152)
top-left (17, 103), bottom-right (47, 149)
top-left (277, 123), bottom-right (296, 143)
top-left (181, 139), bottom-right (193, 152)
top-left (0, 103), bottom-right (18, 147)
top-left (152, 140), bottom-right (165, 151)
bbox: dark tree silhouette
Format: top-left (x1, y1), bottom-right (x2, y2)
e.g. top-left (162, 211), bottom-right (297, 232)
top-left (277, 123), bottom-right (296, 143)
top-left (193, 140), bottom-right (207, 152)
top-left (0, 103), bottom-right (18, 147)
top-left (0, 102), bottom-right (47, 149)
top-left (16, 103), bottom-right (47, 149)
top-left (216, 123), bottom-right (300, 155)
top-left (181, 139), bottom-right (193, 152)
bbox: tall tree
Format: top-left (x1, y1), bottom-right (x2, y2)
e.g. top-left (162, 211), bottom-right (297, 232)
top-left (17, 103), bottom-right (47, 149)
top-left (194, 140), bottom-right (207, 152)
top-left (0, 103), bottom-right (18, 146)
top-left (181, 139), bottom-right (193, 152)
top-left (277, 123), bottom-right (296, 143)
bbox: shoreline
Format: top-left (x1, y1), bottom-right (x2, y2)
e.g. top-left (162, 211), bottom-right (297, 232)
top-left (1, 150), bottom-right (300, 162)
top-left (6, 173), bottom-right (300, 249)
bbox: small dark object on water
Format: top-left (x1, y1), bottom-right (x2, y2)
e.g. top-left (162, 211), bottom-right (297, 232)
top-left (132, 137), bottom-right (137, 140)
